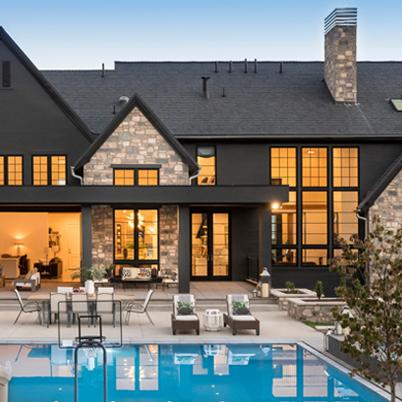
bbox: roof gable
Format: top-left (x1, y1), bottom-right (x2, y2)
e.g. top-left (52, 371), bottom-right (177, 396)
top-left (0, 26), bottom-right (92, 142)
top-left (359, 152), bottom-right (402, 211)
top-left (75, 93), bottom-right (198, 173)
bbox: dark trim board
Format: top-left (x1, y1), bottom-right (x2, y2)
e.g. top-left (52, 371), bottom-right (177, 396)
top-left (0, 185), bottom-right (288, 205)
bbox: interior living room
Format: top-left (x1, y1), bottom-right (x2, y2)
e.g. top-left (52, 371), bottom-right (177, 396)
top-left (0, 212), bottom-right (81, 284)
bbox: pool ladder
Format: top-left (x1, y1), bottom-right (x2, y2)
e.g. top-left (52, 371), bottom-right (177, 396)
top-left (74, 339), bottom-right (107, 402)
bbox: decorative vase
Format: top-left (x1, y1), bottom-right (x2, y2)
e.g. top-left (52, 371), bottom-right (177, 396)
top-left (85, 279), bottom-right (95, 295)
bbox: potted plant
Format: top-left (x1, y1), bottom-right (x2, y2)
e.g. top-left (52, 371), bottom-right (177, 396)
top-left (314, 281), bottom-right (325, 300)
top-left (71, 266), bottom-right (107, 295)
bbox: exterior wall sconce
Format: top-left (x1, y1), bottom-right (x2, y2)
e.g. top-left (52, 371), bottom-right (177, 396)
top-left (271, 202), bottom-right (281, 211)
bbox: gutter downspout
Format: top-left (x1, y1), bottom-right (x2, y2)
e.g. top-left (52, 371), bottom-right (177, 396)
top-left (189, 167), bottom-right (201, 184)
top-left (70, 166), bottom-right (84, 185)
top-left (356, 209), bottom-right (368, 240)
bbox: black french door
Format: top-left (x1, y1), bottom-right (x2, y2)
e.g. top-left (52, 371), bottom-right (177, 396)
top-left (190, 211), bottom-right (230, 280)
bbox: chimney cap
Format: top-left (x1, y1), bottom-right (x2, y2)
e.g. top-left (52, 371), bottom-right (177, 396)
top-left (324, 8), bottom-right (357, 34)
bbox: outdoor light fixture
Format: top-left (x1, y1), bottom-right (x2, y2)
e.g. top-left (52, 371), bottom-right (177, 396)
top-left (271, 202), bottom-right (281, 211)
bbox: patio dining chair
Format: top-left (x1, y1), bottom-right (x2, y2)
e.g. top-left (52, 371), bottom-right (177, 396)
top-left (71, 293), bottom-right (90, 325)
top-left (96, 292), bottom-right (116, 327)
top-left (125, 289), bottom-right (154, 325)
top-left (49, 292), bottom-right (68, 326)
top-left (13, 289), bottom-right (42, 325)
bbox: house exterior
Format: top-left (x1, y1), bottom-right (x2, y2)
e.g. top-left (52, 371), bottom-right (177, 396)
top-left (1, 8), bottom-right (401, 294)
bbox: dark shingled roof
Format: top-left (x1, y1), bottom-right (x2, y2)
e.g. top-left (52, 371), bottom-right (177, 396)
top-left (42, 61), bottom-right (402, 139)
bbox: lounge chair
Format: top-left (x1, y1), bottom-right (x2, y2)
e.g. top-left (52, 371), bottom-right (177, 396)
top-left (224, 294), bottom-right (260, 335)
top-left (171, 294), bottom-right (200, 335)
top-left (125, 289), bottom-right (154, 325)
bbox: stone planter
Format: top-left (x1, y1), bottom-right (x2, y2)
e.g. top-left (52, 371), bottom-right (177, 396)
top-left (270, 288), bottom-right (317, 310)
top-left (287, 298), bottom-right (346, 324)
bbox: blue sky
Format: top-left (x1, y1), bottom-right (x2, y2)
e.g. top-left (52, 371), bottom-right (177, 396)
top-left (1, 0), bottom-right (402, 69)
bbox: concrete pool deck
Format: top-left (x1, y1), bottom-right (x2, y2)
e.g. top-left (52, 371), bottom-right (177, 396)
top-left (0, 305), bottom-right (324, 349)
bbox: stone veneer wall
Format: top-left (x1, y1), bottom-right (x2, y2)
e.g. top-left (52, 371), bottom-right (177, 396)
top-left (159, 205), bottom-right (179, 274)
top-left (91, 205), bottom-right (113, 267)
top-left (91, 204), bottom-right (179, 273)
top-left (324, 25), bottom-right (357, 103)
top-left (83, 107), bottom-right (189, 185)
top-left (369, 170), bottom-right (402, 231)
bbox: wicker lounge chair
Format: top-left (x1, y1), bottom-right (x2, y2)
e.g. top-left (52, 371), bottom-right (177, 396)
top-left (171, 294), bottom-right (200, 335)
top-left (224, 294), bottom-right (260, 335)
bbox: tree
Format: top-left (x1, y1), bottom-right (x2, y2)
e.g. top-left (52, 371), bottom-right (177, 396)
top-left (331, 216), bottom-right (402, 402)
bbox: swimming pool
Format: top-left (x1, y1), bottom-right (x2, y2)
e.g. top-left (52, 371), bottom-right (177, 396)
top-left (0, 343), bottom-right (388, 402)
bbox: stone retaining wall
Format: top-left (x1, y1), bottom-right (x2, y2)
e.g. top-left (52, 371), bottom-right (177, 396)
top-left (288, 298), bottom-right (345, 324)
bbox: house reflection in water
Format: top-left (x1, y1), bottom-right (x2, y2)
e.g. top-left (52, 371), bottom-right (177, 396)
top-left (0, 343), bottom-right (374, 402)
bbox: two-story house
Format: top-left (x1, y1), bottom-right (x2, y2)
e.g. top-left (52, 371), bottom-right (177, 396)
top-left (1, 8), bottom-right (401, 294)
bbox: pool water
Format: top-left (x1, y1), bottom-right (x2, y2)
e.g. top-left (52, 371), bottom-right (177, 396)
top-left (0, 343), bottom-right (387, 402)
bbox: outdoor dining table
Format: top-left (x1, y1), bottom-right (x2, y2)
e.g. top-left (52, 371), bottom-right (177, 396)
top-left (27, 292), bottom-right (134, 326)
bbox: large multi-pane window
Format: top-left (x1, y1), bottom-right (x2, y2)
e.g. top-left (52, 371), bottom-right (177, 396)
top-left (302, 147), bottom-right (327, 187)
top-left (7, 156), bottom-right (23, 185)
top-left (270, 146), bottom-right (359, 267)
top-left (197, 146), bottom-right (216, 185)
top-left (272, 191), bottom-right (297, 265)
top-left (32, 155), bottom-right (66, 186)
top-left (114, 168), bottom-right (159, 186)
top-left (270, 147), bottom-right (297, 186)
top-left (333, 148), bottom-right (358, 187)
top-left (114, 209), bottom-right (158, 263)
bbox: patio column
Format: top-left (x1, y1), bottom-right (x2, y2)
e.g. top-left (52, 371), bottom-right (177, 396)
top-left (258, 204), bottom-right (270, 273)
top-left (81, 205), bottom-right (92, 271)
top-left (178, 205), bottom-right (190, 293)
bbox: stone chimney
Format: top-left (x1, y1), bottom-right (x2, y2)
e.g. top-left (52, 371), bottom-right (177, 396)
top-left (324, 8), bottom-right (357, 103)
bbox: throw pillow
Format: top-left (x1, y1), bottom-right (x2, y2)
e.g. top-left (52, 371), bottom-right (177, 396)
top-left (232, 301), bottom-right (251, 315)
top-left (177, 301), bottom-right (194, 315)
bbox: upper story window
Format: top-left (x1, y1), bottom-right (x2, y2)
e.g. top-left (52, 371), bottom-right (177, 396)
top-left (197, 146), bottom-right (216, 185)
top-left (270, 147), bottom-right (297, 187)
top-left (0, 155), bottom-right (23, 186)
top-left (113, 168), bottom-right (159, 186)
top-left (2, 61), bottom-right (11, 88)
top-left (32, 155), bottom-right (66, 186)
top-left (333, 147), bottom-right (358, 187)
top-left (302, 147), bottom-right (327, 187)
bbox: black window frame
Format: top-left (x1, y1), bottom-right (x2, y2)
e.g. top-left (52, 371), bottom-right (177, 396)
top-left (113, 167), bottom-right (160, 186)
top-left (32, 154), bottom-right (68, 186)
top-left (0, 154), bottom-right (24, 186)
top-left (270, 145), bottom-right (360, 268)
top-left (113, 208), bottom-right (160, 267)
top-left (195, 145), bottom-right (217, 186)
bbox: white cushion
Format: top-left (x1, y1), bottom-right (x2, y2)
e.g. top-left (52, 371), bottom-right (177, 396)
top-left (175, 315), bottom-right (198, 321)
top-left (15, 282), bottom-right (30, 287)
top-left (231, 315), bottom-right (256, 321)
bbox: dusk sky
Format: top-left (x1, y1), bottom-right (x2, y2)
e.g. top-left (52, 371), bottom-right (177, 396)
top-left (2, 0), bottom-right (402, 69)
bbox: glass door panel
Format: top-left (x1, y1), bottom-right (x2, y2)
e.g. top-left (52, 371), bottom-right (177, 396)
top-left (191, 213), bottom-right (209, 277)
top-left (212, 213), bottom-right (229, 277)
top-left (191, 212), bottom-right (230, 280)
